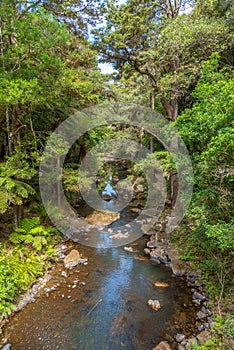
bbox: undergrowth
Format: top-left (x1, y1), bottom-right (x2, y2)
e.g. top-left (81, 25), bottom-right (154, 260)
top-left (0, 217), bottom-right (61, 322)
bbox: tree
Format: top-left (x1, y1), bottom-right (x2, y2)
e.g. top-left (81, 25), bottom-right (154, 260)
top-left (94, 0), bottom-right (232, 120)
top-left (0, 0), bottom-right (106, 225)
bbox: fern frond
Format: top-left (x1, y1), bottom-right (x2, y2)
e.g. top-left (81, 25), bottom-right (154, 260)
top-left (0, 189), bottom-right (8, 214)
top-left (32, 236), bottom-right (47, 251)
top-left (23, 235), bottom-right (34, 244)
top-left (19, 217), bottom-right (40, 232)
top-left (9, 233), bottom-right (24, 244)
top-left (30, 226), bottom-right (47, 236)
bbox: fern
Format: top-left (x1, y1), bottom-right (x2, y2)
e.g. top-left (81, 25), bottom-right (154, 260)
top-left (23, 235), bottom-right (35, 245)
top-left (32, 236), bottom-right (47, 251)
top-left (30, 226), bottom-right (48, 236)
top-left (19, 217), bottom-right (40, 232)
top-left (10, 217), bottom-right (60, 252)
top-left (9, 233), bottom-right (24, 244)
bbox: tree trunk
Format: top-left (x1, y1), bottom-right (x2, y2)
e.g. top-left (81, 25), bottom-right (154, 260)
top-left (6, 107), bottom-right (12, 156)
top-left (160, 93), bottom-right (179, 121)
top-left (170, 171), bottom-right (179, 207)
top-left (57, 154), bottom-right (61, 208)
top-left (150, 92), bottom-right (155, 152)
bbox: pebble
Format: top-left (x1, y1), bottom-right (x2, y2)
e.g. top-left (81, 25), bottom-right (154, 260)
top-left (198, 324), bottom-right (205, 332)
top-left (175, 334), bottom-right (185, 343)
top-left (80, 282), bottom-right (86, 286)
top-left (67, 296), bottom-right (72, 299)
top-left (61, 271), bottom-right (68, 278)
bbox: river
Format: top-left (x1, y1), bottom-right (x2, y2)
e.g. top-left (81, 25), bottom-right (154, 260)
top-left (3, 206), bottom-right (197, 350)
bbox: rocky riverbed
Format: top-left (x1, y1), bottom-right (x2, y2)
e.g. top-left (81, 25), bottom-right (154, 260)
top-left (1, 234), bottom-right (203, 350)
top-left (0, 201), bottom-right (217, 350)
top-left (140, 211), bottom-right (216, 350)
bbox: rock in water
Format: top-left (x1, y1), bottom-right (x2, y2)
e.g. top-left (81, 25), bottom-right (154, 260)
top-left (85, 210), bottom-right (120, 226)
top-left (152, 341), bottom-right (172, 350)
top-left (153, 281), bottom-right (169, 288)
top-left (124, 246), bottom-right (134, 253)
top-left (175, 333), bottom-right (186, 343)
top-left (64, 250), bottom-right (81, 269)
top-left (1, 345), bottom-right (12, 350)
top-left (147, 299), bottom-right (161, 311)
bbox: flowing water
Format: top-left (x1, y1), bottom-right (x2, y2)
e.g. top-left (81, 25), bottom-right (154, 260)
top-left (3, 180), bottom-right (197, 349)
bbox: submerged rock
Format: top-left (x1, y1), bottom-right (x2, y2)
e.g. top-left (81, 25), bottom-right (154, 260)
top-left (152, 341), bottom-right (172, 350)
top-left (141, 224), bottom-right (155, 235)
top-left (85, 210), bottom-right (120, 226)
top-left (64, 249), bottom-right (81, 269)
top-left (153, 281), bottom-right (169, 288)
top-left (147, 299), bottom-right (161, 311)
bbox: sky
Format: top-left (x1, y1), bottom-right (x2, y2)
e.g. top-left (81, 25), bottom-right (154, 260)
top-left (99, 63), bottom-right (115, 74)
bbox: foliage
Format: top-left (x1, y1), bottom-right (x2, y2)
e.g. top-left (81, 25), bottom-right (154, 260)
top-left (94, 0), bottom-right (233, 119)
top-left (188, 314), bottom-right (234, 349)
top-left (0, 150), bottom-right (36, 214)
top-left (0, 244), bottom-right (44, 319)
top-left (9, 217), bottom-right (61, 251)
top-left (0, 216), bottom-right (61, 319)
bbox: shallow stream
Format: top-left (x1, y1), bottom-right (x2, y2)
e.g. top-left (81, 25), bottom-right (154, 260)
top-left (3, 205), bottom-right (197, 350)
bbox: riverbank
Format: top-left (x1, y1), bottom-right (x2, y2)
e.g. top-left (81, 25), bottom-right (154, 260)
top-left (0, 208), bottom-right (233, 350)
top-left (1, 235), bottom-right (200, 350)
top-left (141, 210), bottom-right (234, 350)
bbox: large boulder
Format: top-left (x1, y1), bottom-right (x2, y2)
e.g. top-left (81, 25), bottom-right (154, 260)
top-left (64, 249), bottom-right (81, 269)
top-left (152, 341), bottom-right (173, 350)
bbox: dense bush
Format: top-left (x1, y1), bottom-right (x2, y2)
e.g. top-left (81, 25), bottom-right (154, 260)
top-left (0, 217), bottom-right (61, 320)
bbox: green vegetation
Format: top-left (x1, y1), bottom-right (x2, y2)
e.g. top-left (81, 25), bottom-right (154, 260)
top-left (0, 0), bottom-right (233, 346)
top-left (0, 217), bottom-right (61, 320)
